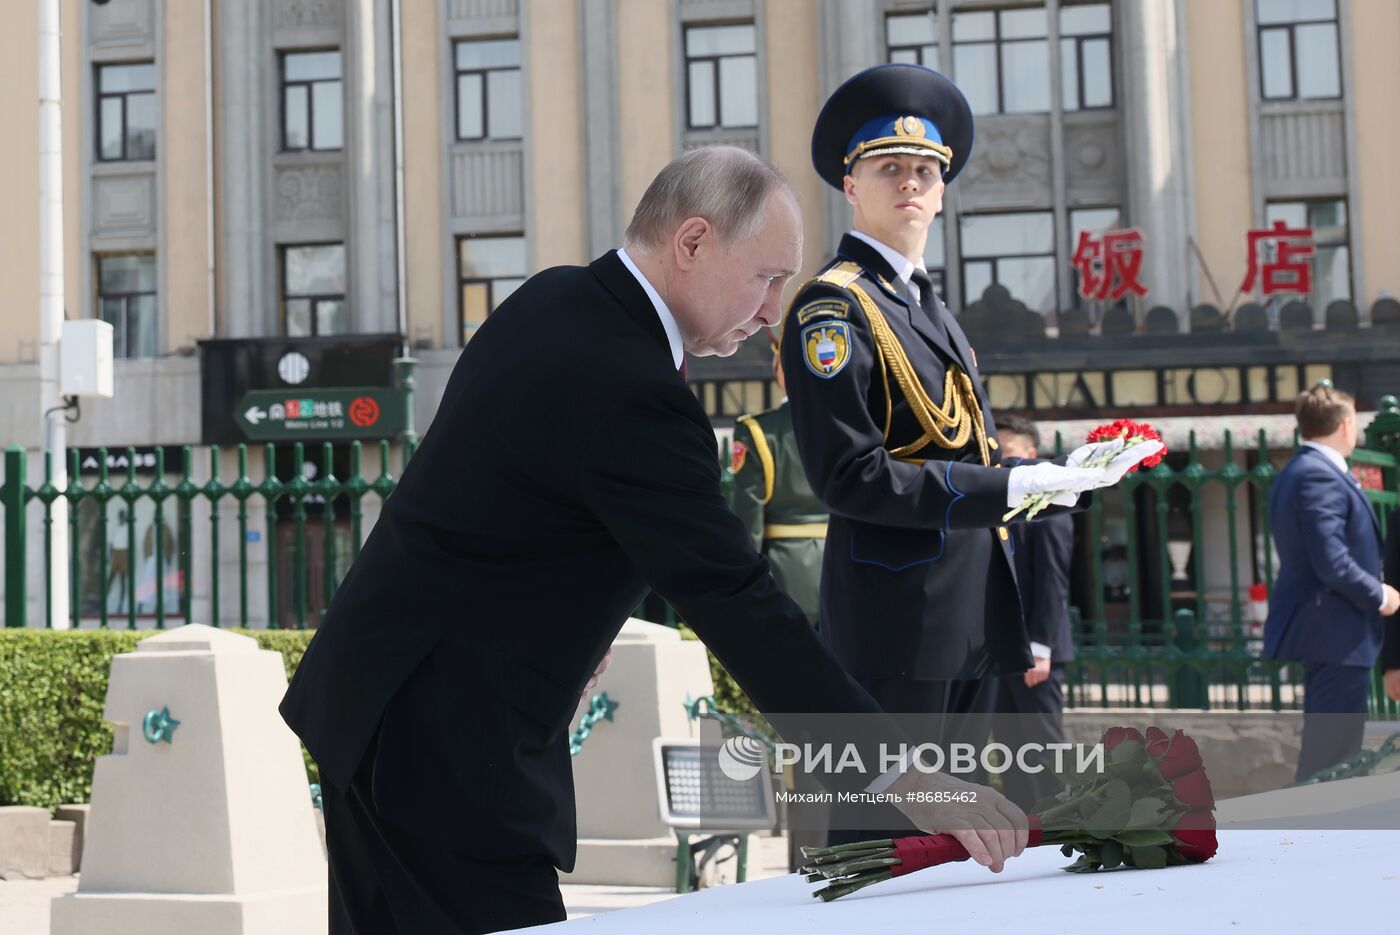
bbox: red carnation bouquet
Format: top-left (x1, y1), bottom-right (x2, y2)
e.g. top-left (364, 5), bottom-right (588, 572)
top-left (1004, 418), bottom-right (1167, 523)
top-left (800, 726), bottom-right (1216, 901)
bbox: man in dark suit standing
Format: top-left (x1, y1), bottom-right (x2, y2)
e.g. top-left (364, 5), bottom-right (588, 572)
top-left (993, 414), bottom-right (1076, 810)
top-left (281, 147), bottom-right (1042, 935)
top-left (1263, 382), bottom-right (1400, 782)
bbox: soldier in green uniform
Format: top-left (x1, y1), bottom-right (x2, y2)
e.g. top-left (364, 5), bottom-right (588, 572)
top-left (727, 336), bottom-right (828, 630)
top-left (726, 337), bottom-right (831, 871)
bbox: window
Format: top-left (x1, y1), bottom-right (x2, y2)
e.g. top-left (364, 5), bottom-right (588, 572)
top-left (1264, 199), bottom-right (1350, 309)
top-left (454, 38), bottom-right (522, 141)
top-left (281, 244), bottom-right (347, 336)
top-left (1060, 3), bottom-right (1114, 110)
top-left (458, 235), bottom-right (526, 343)
top-left (1256, 0), bottom-right (1340, 101)
top-left (685, 23), bottom-right (758, 130)
top-left (97, 254), bottom-right (158, 358)
top-left (952, 6), bottom-right (1049, 116)
top-left (281, 51), bottom-right (343, 152)
top-left (960, 212), bottom-right (1056, 314)
top-left (96, 63), bottom-right (156, 162)
top-left (887, 11), bottom-right (939, 68)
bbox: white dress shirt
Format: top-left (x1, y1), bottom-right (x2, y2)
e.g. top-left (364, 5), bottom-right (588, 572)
top-left (617, 247), bottom-right (684, 370)
top-left (849, 231), bottom-right (927, 303)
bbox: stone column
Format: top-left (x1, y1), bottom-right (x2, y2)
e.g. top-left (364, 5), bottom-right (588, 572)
top-left (1119, 0), bottom-right (1198, 325)
top-left (346, 0), bottom-right (402, 335)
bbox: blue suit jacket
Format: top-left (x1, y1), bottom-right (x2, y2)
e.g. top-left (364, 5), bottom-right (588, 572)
top-left (1263, 446), bottom-right (1384, 666)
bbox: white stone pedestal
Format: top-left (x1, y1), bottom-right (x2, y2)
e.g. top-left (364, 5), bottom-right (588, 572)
top-left (51, 624), bottom-right (326, 935)
top-left (563, 619), bottom-right (716, 887)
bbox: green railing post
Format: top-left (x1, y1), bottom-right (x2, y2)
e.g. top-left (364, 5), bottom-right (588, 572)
top-left (290, 442), bottom-right (309, 630)
top-left (36, 453), bottom-right (56, 628)
top-left (264, 445), bottom-right (282, 629)
top-left (95, 449), bottom-right (112, 631)
top-left (1363, 395), bottom-right (1400, 456)
top-left (176, 445), bottom-right (196, 624)
top-left (394, 356), bottom-right (419, 465)
top-left (207, 445), bottom-right (224, 628)
top-left (1170, 608), bottom-right (1207, 708)
top-left (233, 445), bottom-right (252, 627)
top-left (122, 452), bottom-right (138, 630)
top-left (2, 445), bottom-right (27, 628)
top-left (151, 447), bottom-right (169, 628)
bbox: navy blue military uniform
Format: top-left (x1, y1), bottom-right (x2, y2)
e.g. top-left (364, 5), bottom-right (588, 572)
top-left (783, 67), bottom-right (1044, 732)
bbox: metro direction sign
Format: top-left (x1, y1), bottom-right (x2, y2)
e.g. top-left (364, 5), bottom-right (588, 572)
top-left (233, 387), bottom-right (405, 441)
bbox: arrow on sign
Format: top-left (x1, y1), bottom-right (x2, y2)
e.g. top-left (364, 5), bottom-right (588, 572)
top-left (244, 406), bottom-right (267, 425)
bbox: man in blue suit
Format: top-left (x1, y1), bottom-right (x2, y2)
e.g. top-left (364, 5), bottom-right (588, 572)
top-left (1263, 382), bottom-right (1399, 782)
top-left (1382, 507), bottom-right (1400, 702)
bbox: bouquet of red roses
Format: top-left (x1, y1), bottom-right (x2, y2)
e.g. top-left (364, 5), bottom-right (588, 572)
top-left (1003, 419), bottom-right (1167, 523)
top-left (800, 726), bottom-right (1216, 901)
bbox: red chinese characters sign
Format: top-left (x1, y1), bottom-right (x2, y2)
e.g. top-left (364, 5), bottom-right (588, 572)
top-left (1239, 220), bottom-right (1316, 298)
top-left (1072, 228), bottom-right (1148, 302)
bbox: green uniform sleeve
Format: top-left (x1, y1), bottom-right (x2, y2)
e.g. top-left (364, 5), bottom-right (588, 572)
top-left (726, 419), bottom-right (766, 552)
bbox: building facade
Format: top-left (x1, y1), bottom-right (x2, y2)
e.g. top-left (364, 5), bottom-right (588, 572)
top-left (1, 0), bottom-right (1398, 629)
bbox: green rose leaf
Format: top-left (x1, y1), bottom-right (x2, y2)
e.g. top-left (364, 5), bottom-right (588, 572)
top-left (1129, 845), bottom-right (1169, 870)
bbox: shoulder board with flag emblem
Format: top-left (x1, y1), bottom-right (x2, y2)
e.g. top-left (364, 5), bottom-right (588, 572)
top-left (731, 439), bottom-right (748, 473)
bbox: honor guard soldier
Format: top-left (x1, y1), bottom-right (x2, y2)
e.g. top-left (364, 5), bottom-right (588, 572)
top-left (780, 65), bottom-right (1128, 728)
top-left (727, 335), bottom-right (828, 630)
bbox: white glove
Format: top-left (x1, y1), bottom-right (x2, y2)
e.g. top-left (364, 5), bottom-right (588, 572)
top-left (1066, 438), bottom-right (1166, 488)
top-left (1006, 462), bottom-right (1106, 509)
top-left (1066, 439), bottom-right (1126, 468)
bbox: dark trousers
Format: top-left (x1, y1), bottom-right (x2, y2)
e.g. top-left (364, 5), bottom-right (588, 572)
top-left (1296, 662), bottom-right (1371, 783)
top-left (825, 675), bottom-right (998, 847)
top-left (995, 664), bottom-right (1068, 811)
top-left (323, 733), bottom-right (567, 935)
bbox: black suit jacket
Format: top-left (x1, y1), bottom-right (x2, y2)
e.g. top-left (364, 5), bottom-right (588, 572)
top-left (279, 251), bottom-right (896, 872)
top-left (1383, 507), bottom-right (1400, 672)
top-left (1011, 513), bottom-right (1075, 664)
top-left (780, 234), bottom-right (1033, 681)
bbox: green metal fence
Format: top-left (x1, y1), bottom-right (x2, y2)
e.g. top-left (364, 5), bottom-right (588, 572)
top-left (1050, 400), bottom-right (1399, 716)
top-left (1, 439), bottom-right (412, 632)
top-left (4, 400), bottom-right (1400, 714)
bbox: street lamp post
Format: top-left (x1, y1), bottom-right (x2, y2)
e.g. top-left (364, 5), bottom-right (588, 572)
top-left (38, 0), bottom-right (70, 629)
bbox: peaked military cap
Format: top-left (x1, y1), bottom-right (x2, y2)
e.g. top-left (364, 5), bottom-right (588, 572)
top-left (811, 64), bottom-right (975, 190)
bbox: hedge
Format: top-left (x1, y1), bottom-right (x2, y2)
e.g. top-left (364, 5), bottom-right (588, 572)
top-left (0, 629), bottom-right (316, 810)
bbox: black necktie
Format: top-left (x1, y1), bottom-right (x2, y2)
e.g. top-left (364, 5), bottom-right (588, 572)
top-left (909, 268), bottom-right (949, 345)
top-left (678, 359), bottom-right (687, 381)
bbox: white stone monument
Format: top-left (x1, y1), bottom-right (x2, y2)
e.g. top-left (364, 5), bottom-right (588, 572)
top-left (564, 618), bottom-right (716, 887)
top-left (51, 624), bottom-right (326, 935)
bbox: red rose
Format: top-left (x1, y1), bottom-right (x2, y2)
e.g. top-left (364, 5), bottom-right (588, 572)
top-left (1157, 732), bottom-right (1204, 780)
top-left (1086, 420), bottom-right (1168, 471)
top-left (1102, 726), bottom-right (1146, 752)
top-left (1144, 726), bottom-right (1171, 758)
top-left (1170, 768), bottom-right (1216, 811)
top-left (1172, 827), bottom-right (1218, 863)
top-left (1174, 808), bottom-right (1216, 831)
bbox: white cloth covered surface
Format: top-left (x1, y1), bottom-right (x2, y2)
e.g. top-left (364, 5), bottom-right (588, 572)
top-left (511, 830), bottom-right (1399, 933)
